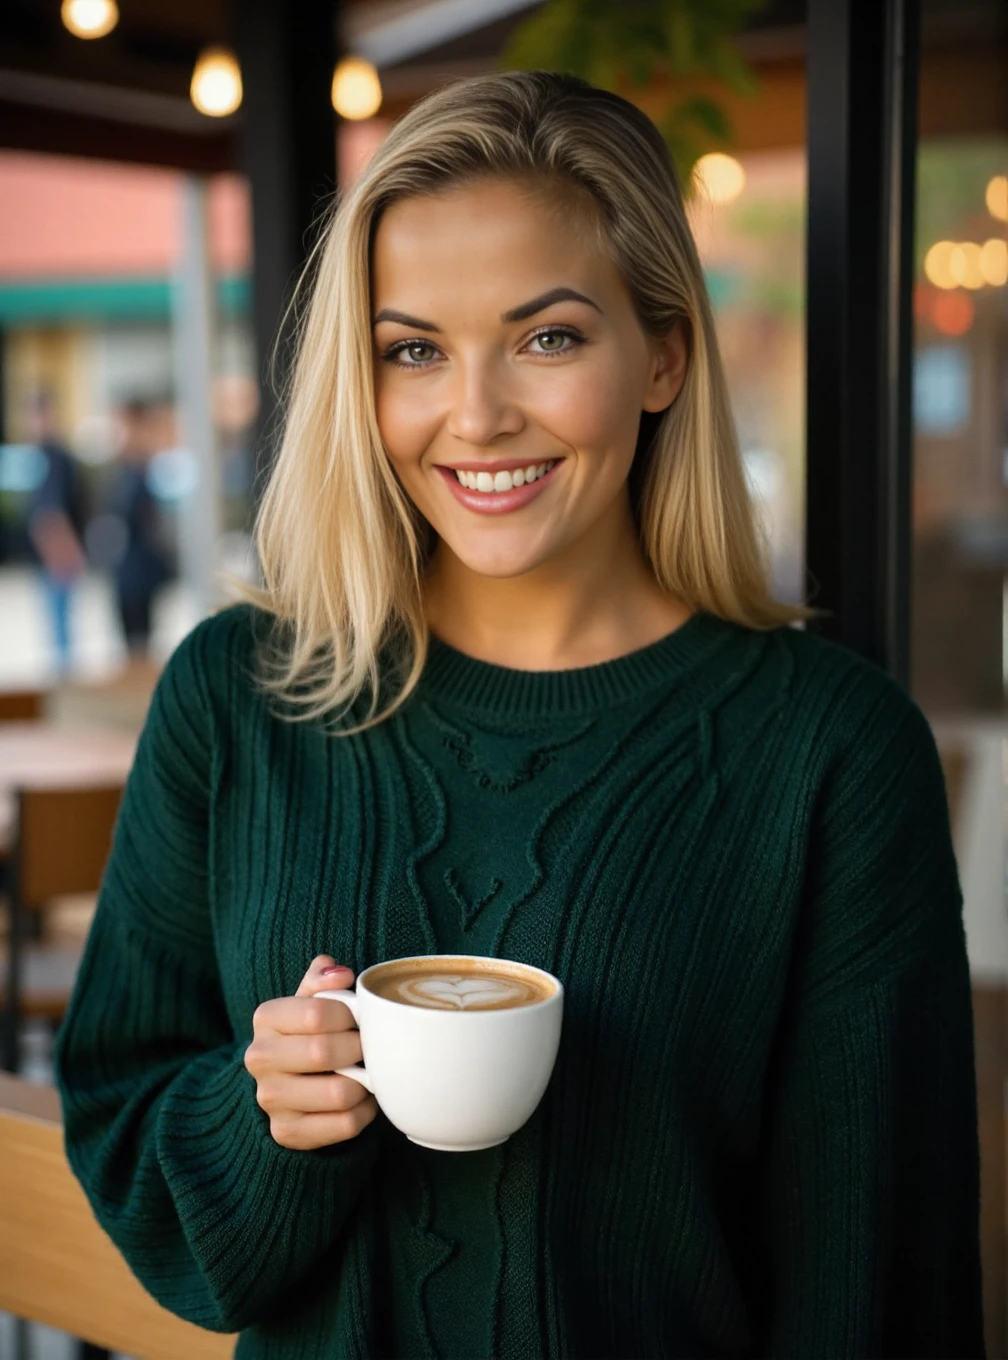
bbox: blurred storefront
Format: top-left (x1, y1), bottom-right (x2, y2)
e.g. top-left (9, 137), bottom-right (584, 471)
top-left (0, 156), bottom-right (257, 672)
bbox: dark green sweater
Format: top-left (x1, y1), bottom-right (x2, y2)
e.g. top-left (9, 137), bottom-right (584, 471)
top-left (55, 605), bottom-right (984, 1358)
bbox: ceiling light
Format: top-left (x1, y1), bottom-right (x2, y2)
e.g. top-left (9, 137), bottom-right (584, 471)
top-left (332, 57), bottom-right (383, 121)
top-left (190, 47), bottom-right (243, 118)
top-left (61, 0), bottom-right (118, 39)
top-left (985, 175), bottom-right (1008, 223)
top-left (694, 153), bottom-right (746, 206)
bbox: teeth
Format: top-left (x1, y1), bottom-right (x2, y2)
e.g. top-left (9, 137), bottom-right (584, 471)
top-left (455, 460), bottom-right (557, 493)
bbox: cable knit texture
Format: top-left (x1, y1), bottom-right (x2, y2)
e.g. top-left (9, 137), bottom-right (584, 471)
top-left (55, 604), bottom-right (984, 1358)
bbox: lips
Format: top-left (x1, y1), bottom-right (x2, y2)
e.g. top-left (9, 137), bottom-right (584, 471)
top-left (453, 460), bottom-right (557, 493)
top-left (435, 458), bottom-right (563, 516)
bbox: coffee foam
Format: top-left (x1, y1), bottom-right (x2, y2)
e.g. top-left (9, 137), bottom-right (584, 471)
top-left (396, 973), bottom-right (537, 1011)
top-left (368, 958), bottom-right (554, 1012)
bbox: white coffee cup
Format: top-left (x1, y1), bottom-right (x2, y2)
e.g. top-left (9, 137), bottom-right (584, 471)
top-left (317, 954), bottom-right (564, 1152)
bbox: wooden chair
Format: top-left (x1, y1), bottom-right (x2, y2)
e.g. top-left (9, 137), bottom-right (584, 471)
top-left (1, 784), bottom-right (123, 1072)
top-left (0, 1072), bottom-right (235, 1357)
top-left (0, 689), bottom-right (45, 722)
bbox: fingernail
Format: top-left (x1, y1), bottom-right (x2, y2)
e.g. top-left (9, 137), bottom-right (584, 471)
top-left (321, 965), bottom-right (349, 975)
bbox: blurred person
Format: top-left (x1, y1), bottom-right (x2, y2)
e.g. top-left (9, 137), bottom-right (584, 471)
top-left (56, 74), bottom-right (984, 1359)
top-left (104, 396), bottom-right (172, 658)
top-left (24, 388), bottom-right (87, 674)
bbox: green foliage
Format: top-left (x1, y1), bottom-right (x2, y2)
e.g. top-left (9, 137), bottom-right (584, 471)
top-left (503, 0), bottom-right (766, 179)
top-left (730, 198), bottom-right (805, 241)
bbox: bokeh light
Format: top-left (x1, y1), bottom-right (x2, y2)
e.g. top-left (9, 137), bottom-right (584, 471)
top-left (332, 57), bottom-right (383, 121)
top-left (949, 242), bottom-right (986, 290)
top-left (923, 240), bottom-right (958, 289)
top-left (694, 153), bottom-right (746, 205)
top-left (190, 48), bottom-right (243, 118)
top-left (60, 0), bottom-right (118, 39)
top-left (985, 175), bottom-right (1008, 223)
top-left (979, 237), bottom-right (1008, 287)
top-left (931, 290), bottom-right (974, 336)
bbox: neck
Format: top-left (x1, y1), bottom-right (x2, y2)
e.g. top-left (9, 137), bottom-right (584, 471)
top-left (423, 493), bottom-right (692, 670)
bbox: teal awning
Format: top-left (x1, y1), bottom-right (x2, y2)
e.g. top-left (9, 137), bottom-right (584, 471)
top-left (0, 274), bottom-right (250, 324)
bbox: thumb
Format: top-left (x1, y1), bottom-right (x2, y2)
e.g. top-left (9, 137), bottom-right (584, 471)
top-left (296, 955), bottom-right (356, 997)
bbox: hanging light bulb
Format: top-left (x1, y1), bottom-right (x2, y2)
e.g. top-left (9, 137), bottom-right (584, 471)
top-left (190, 47), bottom-right (243, 118)
top-left (332, 57), bottom-right (383, 121)
top-left (61, 0), bottom-right (119, 39)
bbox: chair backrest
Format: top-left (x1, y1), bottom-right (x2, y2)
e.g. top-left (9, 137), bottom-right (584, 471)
top-left (16, 784), bottom-right (123, 907)
top-left (0, 690), bottom-right (45, 722)
top-left (0, 1073), bottom-right (235, 1358)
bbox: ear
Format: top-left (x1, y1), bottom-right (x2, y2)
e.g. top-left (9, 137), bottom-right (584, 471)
top-left (642, 318), bottom-right (689, 413)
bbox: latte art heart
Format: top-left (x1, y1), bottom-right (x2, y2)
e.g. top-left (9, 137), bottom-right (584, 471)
top-left (369, 963), bottom-right (553, 1012)
top-left (403, 975), bottom-right (530, 1010)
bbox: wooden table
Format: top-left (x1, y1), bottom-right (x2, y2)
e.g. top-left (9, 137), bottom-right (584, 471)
top-left (0, 723), bottom-right (136, 859)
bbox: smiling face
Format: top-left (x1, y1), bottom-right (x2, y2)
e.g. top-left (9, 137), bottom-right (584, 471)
top-left (371, 177), bottom-right (687, 581)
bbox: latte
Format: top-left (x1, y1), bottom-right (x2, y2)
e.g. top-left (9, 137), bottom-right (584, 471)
top-left (368, 958), bottom-right (555, 1012)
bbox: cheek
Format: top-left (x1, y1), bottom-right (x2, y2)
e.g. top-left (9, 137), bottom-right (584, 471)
top-left (532, 359), bottom-right (642, 467)
top-left (374, 376), bottom-right (438, 470)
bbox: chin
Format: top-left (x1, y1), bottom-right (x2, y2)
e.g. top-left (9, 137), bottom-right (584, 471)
top-left (447, 534), bottom-right (555, 580)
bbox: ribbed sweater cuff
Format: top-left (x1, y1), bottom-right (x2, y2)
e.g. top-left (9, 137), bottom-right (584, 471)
top-left (152, 1043), bottom-right (379, 1331)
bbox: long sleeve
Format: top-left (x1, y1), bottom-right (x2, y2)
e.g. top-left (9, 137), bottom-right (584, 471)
top-left (759, 678), bottom-right (985, 1357)
top-left (54, 619), bottom-right (380, 1334)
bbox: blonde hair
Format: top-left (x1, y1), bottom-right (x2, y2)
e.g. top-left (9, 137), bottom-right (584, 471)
top-left (248, 70), bottom-right (807, 726)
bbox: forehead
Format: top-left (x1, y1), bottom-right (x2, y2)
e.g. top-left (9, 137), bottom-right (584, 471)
top-left (370, 177), bottom-right (619, 313)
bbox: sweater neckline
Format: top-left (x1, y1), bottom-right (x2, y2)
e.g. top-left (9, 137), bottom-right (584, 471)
top-left (418, 611), bottom-right (735, 717)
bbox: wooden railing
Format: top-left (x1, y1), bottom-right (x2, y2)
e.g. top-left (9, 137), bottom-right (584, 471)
top-left (0, 1074), bottom-right (235, 1359)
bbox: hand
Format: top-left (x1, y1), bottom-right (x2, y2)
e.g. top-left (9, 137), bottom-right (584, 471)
top-left (30, 510), bottom-right (86, 580)
top-left (244, 955), bottom-right (378, 1150)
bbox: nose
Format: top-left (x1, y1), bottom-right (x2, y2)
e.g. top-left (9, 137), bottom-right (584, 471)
top-left (445, 356), bottom-right (524, 447)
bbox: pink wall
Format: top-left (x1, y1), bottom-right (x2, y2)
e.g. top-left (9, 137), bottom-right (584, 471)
top-left (0, 151), bottom-right (251, 278)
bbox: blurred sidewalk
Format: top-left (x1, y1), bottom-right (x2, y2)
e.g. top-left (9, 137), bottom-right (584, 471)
top-left (0, 566), bottom-right (200, 689)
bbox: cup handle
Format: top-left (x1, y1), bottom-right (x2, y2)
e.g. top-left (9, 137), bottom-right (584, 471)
top-left (315, 989), bottom-right (374, 1094)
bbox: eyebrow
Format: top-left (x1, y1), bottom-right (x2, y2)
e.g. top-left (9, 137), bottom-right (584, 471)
top-left (502, 287), bottom-right (602, 323)
top-left (372, 308), bottom-right (441, 332)
top-left (372, 287), bottom-right (602, 333)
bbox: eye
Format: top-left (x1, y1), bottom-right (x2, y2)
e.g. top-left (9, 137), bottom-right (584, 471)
top-left (526, 327), bottom-right (584, 356)
top-left (384, 339), bottom-right (440, 367)
top-left (403, 341), bottom-right (437, 363)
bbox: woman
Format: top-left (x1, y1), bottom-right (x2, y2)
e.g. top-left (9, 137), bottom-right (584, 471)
top-left (56, 73), bottom-right (984, 1358)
